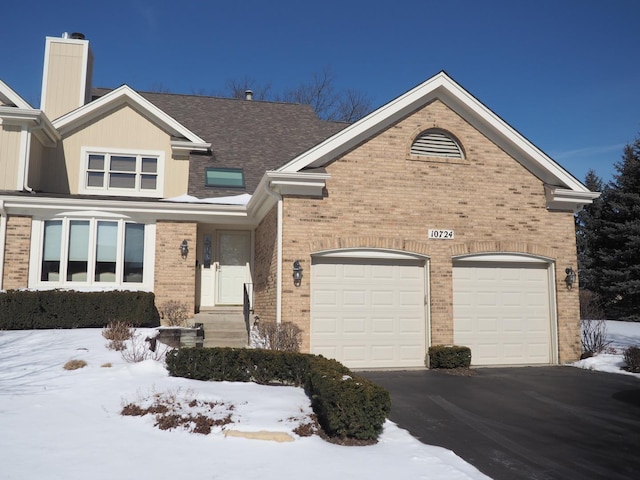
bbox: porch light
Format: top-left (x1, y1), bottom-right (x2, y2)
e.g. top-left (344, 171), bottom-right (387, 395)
top-left (293, 260), bottom-right (303, 287)
top-left (180, 239), bottom-right (189, 258)
top-left (565, 267), bottom-right (576, 289)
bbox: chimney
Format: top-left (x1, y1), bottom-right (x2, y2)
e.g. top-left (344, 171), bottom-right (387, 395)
top-left (245, 90), bottom-right (253, 101)
top-left (40, 33), bottom-right (94, 120)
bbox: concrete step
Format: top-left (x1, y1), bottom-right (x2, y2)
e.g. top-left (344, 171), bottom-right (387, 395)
top-left (194, 309), bottom-right (249, 348)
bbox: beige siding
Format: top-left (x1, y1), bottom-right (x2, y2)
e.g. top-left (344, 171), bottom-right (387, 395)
top-left (0, 125), bottom-right (22, 190)
top-left (276, 99), bottom-right (581, 362)
top-left (42, 104), bottom-right (189, 196)
top-left (41, 40), bottom-right (89, 120)
top-left (27, 135), bottom-right (46, 191)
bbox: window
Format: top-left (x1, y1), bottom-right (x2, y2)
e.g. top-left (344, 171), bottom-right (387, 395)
top-left (205, 168), bottom-right (245, 188)
top-left (410, 129), bottom-right (464, 159)
top-left (81, 149), bottom-right (163, 197)
top-left (40, 218), bottom-right (146, 286)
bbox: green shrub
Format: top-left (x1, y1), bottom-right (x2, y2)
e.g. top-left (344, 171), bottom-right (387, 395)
top-left (623, 346), bottom-right (640, 373)
top-left (0, 290), bottom-right (159, 329)
top-left (428, 345), bottom-right (472, 369)
top-left (166, 348), bottom-right (390, 441)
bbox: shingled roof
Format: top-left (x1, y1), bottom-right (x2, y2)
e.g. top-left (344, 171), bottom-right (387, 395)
top-left (92, 88), bottom-right (347, 197)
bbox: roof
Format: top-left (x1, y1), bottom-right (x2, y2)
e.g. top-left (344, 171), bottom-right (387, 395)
top-left (0, 79), bottom-right (32, 109)
top-left (92, 88), bottom-right (348, 197)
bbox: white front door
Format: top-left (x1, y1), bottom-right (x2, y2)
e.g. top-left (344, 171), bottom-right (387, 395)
top-left (216, 231), bottom-right (251, 305)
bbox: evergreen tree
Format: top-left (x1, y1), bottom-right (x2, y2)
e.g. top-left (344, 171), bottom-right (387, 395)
top-left (576, 169), bottom-right (604, 292)
top-left (592, 137), bottom-right (640, 320)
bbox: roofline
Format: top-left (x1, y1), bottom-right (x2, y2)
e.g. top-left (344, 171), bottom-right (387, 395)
top-left (0, 107), bottom-right (60, 146)
top-left (52, 85), bottom-right (210, 151)
top-left (0, 79), bottom-right (32, 109)
top-left (278, 71), bottom-right (590, 193)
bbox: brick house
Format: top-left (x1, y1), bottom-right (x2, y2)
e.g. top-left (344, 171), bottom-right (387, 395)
top-left (0, 34), bottom-right (598, 368)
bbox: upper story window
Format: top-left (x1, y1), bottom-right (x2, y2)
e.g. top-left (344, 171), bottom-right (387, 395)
top-left (80, 148), bottom-right (164, 197)
top-left (205, 167), bottom-right (245, 188)
top-left (410, 129), bottom-right (464, 159)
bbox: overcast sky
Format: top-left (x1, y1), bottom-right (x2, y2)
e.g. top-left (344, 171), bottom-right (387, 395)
top-left (3, 0), bottom-right (638, 185)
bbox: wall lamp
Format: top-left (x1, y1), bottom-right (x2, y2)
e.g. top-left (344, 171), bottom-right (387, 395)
top-left (180, 239), bottom-right (189, 258)
top-left (293, 260), bottom-right (303, 287)
top-left (565, 267), bottom-right (576, 289)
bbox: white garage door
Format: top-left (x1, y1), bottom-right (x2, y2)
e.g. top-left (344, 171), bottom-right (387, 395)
top-left (453, 261), bottom-right (553, 366)
top-left (311, 257), bottom-right (426, 369)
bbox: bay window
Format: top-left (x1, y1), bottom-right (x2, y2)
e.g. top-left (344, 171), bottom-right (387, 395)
top-left (39, 218), bottom-right (147, 286)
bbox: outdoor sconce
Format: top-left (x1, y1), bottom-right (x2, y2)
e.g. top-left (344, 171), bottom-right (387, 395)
top-left (565, 267), bottom-right (576, 289)
top-left (180, 239), bottom-right (189, 258)
top-left (293, 260), bottom-right (303, 287)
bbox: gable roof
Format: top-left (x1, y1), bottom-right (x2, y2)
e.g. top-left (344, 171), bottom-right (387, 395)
top-left (96, 89), bottom-right (347, 197)
top-left (0, 79), bottom-right (32, 109)
top-left (53, 85), bottom-right (210, 153)
top-left (277, 71), bottom-right (599, 208)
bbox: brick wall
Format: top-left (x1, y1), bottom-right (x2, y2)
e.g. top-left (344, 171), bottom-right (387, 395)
top-left (253, 205), bottom-right (278, 323)
top-left (3, 215), bottom-right (31, 289)
top-left (153, 221), bottom-right (197, 322)
top-left (277, 99), bottom-right (581, 362)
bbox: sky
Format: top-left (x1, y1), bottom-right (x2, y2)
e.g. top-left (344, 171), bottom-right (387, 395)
top-left (2, 0), bottom-right (639, 185)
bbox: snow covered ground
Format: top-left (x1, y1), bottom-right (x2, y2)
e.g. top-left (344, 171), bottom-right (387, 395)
top-left (0, 328), bottom-right (488, 480)
top-left (1, 321), bottom-right (637, 480)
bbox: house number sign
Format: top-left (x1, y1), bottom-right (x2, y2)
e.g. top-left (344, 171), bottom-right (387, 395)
top-left (428, 229), bottom-right (455, 239)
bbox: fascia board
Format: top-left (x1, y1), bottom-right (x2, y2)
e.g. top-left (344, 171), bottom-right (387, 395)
top-left (544, 185), bottom-right (601, 212)
top-left (0, 79), bottom-right (32, 109)
top-left (0, 107), bottom-right (60, 146)
top-left (279, 71), bottom-right (590, 194)
top-left (0, 194), bottom-right (249, 224)
top-left (53, 85), bottom-right (207, 145)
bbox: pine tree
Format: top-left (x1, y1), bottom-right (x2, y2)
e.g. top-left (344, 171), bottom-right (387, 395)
top-left (592, 137), bottom-right (640, 320)
top-left (575, 169), bottom-right (604, 292)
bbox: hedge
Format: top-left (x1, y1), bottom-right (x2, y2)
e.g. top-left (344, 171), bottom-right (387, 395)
top-left (427, 345), bottom-right (472, 369)
top-left (166, 348), bottom-right (391, 441)
top-left (0, 290), bottom-right (160, 329)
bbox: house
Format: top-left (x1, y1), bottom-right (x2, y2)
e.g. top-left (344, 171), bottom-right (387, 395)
top-left (0, 33), bottom-right (598, 369)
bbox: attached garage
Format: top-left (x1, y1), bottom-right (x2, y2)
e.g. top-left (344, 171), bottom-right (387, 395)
top-left (310, 253), bottom-right (427, 369)
top-left (453, 256), bottom-right (556, 366)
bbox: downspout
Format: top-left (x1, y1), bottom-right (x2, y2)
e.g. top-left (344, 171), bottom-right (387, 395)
top-left (17, 126), bottom-right (34, 193)
top-left (264, 181), bottom-right (283, 324)
top-left (0, 200), bottom-right (6, 291)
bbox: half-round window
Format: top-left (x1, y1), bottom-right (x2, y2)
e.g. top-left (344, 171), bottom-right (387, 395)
top-left (410, 129), bottom-right (464, 159)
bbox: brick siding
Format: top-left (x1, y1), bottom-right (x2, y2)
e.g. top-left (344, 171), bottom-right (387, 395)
top-left (3, 215), bottom-right (31, 290)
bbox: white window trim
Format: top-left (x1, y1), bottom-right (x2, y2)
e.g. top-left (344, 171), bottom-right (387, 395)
top-left (79, 147), bottom-right (165, 197)
top-left (29, 217), bottom-right (155, 291)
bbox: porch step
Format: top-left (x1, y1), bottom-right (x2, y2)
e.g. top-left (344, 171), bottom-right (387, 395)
top-left (194, 308), bottom-right (249, 348)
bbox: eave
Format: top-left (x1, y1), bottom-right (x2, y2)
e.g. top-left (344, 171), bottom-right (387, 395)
top-left (0, 107), bottom-right (60, 147)
top-left (544, 186), bottom-right (601, 213)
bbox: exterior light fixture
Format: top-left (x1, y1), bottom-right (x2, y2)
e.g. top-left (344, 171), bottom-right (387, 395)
top-left (565, 267), bottom-right (576, 289)
top-left (293, 260), bottom-right (303, 287)
top-left (180, 239), bottom-right (189, 258)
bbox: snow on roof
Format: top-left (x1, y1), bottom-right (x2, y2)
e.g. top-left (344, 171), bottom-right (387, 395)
top-left (162, 193), bottom-right (252, 205)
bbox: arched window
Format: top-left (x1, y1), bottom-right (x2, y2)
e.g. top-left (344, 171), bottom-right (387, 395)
top-left (410, 129), bottom-right (464, 159)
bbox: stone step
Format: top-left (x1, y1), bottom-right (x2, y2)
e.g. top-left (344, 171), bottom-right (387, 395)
top-left (194, 309), bottom-right (249, 348)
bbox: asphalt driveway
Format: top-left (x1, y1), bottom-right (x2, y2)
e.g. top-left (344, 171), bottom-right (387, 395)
top-left (362, 367), bottom-right (640, 480)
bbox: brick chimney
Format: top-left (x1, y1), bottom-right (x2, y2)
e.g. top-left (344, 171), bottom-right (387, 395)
top-left (40, 33), bottom-right (94, 120)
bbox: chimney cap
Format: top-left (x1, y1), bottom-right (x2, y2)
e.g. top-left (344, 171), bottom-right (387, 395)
top-left (245, 90), bottom-right (253, 100)
top-left (70, 32), bottom-right (86, 40)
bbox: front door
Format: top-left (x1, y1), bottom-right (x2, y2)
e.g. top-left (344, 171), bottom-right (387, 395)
top-left (216, 231), bottom-right (251, 305)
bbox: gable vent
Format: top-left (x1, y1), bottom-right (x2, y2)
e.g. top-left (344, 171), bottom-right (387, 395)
top-left (411, 130), bottom-right (463, 159)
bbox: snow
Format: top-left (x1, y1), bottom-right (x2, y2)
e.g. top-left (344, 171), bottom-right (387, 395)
top-left (0, 328), bottom-right (489, 480)
top-left (572, 320), bottom-right (640, 377)
top-left (162, 193), bottom-right (251, 205)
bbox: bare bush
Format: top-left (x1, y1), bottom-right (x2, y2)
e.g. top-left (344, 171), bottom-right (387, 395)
top-left (121, 331), bottom-right (168, 363)
top-left (102, 320), bottom-right (133, 351)
top-left (158, 301), bottom-right (190, 327)
top-left (579, 289), bottom-right (605, 320)
top-left (251, 320), bottom-right (302, 352)
top-left (623, 346), bottom-right (640, 373)
top-left (581, 318), bottom-right (612, 357)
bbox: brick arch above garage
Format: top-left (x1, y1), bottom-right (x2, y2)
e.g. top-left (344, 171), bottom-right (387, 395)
top-left (308, 236), bottom-right (433, 258)
top-left (449, 241), bottom-right (559, 261)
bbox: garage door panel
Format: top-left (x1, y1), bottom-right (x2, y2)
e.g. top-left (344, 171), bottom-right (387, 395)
top-left (311, 258), bottom-right (426, 369)
top-left (453, 262), bottom-right (552, 366)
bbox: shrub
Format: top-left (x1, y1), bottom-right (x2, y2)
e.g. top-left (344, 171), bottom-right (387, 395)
top-left (623, 346), bottom-right (640, 373)
top-left (0, 290), bottom-right (159, 330)
top-left (158, 300), bottom-right (190, 327)
top-left (252, 320), bottom-right (302, 352)
top-left (580, 290), bottom-right (605, 320)
top-left (166, 348), bottom-right (390, 441)
top-left (102, 320), bottom-right (134, 351)
top-left (63, 359), bottom-right (87, 370)
top-left (427, 345), bottom-right (472, 369)
top-left (581, 319), bottom-right (612, 357)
